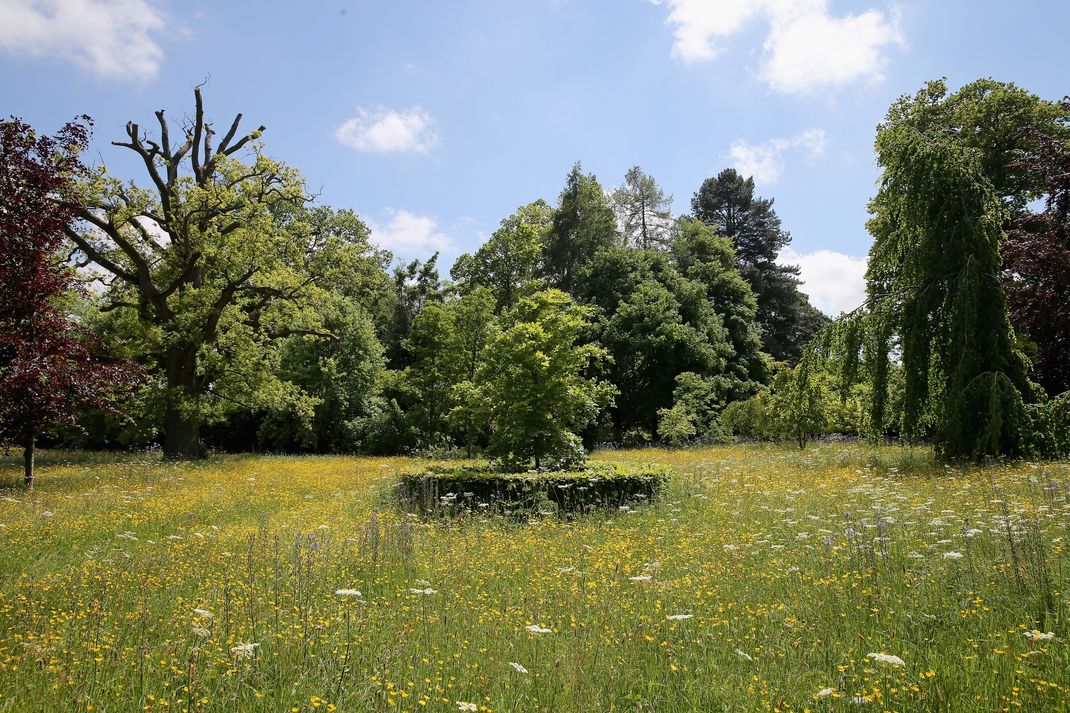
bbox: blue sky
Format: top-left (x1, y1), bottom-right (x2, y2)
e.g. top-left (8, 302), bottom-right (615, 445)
top-left (2, 0), bottom-right (1069, 314)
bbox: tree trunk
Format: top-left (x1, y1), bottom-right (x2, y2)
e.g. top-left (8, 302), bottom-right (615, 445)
top-left (23, 433), bottom-right (35, 488)
top-left (162, 345), bottom-right (202, 460)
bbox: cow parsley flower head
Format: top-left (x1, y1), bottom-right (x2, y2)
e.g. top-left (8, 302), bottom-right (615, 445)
top-left (525, 624), bottom-right (551, 634)
top-left (866, 652), bottom-right (905, 667)
top-left (509, 661), bottom-right (529, 673)
top-left (335, 588), bottom-right (362, 597)
top-left (456, 702), bottom-right (478, 711)
top-left (231, 642), bottom-right (259, 659)
top-left (1023, 630), bottom-right (1055, 641)
top-left (815, 688), bottom-right (836, 698)
top-left (735, 648), bottom-right (753, 661)
top-left (667, 614), bottom-right (693, 620)
top-left (193, 608), bottom-right (214, 619)
top-left (628, 575), bottom-right (652, 582)
top-left (410, 588), bottom-right (437, 595)
top-left (943, 551), bottom-right (964, 560)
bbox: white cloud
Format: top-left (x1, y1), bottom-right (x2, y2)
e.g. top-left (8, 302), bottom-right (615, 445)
top-left (780, 247), bottom-right (867, 316)
top-left (368, 209), bottom-right (453, 259)
top-left (653, 0), bottom-right (902, 93)
top-left (0, 0), bottom-right (165, 82)
top-left (335, 106), bottom-right (439, 154)
top-left (728, 128), bottom-right (826, 184)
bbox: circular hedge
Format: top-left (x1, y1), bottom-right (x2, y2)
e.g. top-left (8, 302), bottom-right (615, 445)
top-left (397, 462), bottom-right (670, 516)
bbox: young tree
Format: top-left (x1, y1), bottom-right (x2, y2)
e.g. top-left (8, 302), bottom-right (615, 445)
top-left (1003, 102), bottom-right (1070, 397)
top-left (611, 166), bottom-right (673, 250)
top-left (691, 168), bottom-right (826, 360)
top-left (540, 163), bottom-right (619, 293)
top-left (66, 90), bottom-right (375, 459)
top-left (0, 117), bottom-right (140, 485)
top-left (478, 289), bottom-right (615, 470)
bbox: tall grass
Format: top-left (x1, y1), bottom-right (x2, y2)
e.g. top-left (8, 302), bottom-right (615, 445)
top-left (0, 443), bottom-right (1066, 711)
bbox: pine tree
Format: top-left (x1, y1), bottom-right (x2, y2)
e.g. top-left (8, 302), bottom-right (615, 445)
top-left (691, 168), bottom-right (827, 361)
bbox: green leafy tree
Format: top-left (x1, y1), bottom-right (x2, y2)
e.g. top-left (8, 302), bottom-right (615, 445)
top-left (445, 287), bottom-right (496, 456)
top-left (68, 90), bottom-right (379, 459)
top-left (657, 371), bottom-right (725, 444)
top-left (452, 201), bottom-right (551, 312)
top-left (384, 254), bottom-right (443, 368)
top-left (611, 166), bottom-right (673, 250)
top-left (879, 79), bottom-right (1069, 219)
top-left (832, 80), bottom-right (1044, 459)
top-left (477, 289), bottom-right (615, 470)
top-left (578, 247), bottom-right (735, 439)
top-left (400, 302), bottom-right (456, 445)
top-left (257, 301), bottom-right (385, 453)
top-left (772, 361), bottom-right (828, 449)
top-left (672, 218), bottom-right (771, 394)
top-left (540, 163), bottom-right (619, 293)
top-left (691, 168), bottom-right (827, 360)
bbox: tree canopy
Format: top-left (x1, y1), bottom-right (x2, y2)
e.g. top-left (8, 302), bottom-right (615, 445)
top-left (691, 168), bottom-right (827, 360)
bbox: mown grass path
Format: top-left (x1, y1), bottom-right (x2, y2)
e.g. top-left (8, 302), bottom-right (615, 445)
top-left (0, 445), bottom-right (1067, 712)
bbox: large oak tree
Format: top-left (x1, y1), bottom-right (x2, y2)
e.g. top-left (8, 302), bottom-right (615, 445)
top-left (69, 90), bottom-right (376, 459)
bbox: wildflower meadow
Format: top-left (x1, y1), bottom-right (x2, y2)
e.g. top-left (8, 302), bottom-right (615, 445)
top-left (1, 443), bottom-right (1067, 712)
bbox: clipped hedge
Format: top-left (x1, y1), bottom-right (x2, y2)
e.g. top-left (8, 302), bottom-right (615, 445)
top-left (398, 462), bottom-right (670, 516)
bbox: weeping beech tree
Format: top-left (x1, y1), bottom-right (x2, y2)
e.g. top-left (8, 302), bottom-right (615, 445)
top-left (68, 89), bottom-right (372, 459)
top-left (813, 93), bottom-right (1042, 460)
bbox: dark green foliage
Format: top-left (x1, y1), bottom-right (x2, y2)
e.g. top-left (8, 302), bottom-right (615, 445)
top-left (578, 247), bottom-right (733, 438)
top-left (1026, 394), bottom-right (1070, 459)
top-left (398, 462), bottom-right (669, 516)
top-left (258, 302), bottom-right (385, 453)
top-left (880, 79), bottom-right (1070, 218)
top-left (840, 80), bottom-right (1043, 460)
top-left (540, 163), bottom-right (619, 293)
top-left (672, 218), bottom-right (771, 392)
top-left (691, 168), bottom-right (827, 361)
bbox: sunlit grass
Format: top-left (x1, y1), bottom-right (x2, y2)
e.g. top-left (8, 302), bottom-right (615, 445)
top-left (0, 443), bottom-right (1067, 712)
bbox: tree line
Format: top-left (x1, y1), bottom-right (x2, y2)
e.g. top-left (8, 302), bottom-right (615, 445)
top-left (3, 77), bottom-right (1069, 483)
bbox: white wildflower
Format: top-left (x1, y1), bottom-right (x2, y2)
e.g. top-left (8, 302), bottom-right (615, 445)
top-left (815, 688), bottom-right (836, 698)
top-left (193, 608), bottom-right (214, 619)
top-left (335, 589), bottom-right (362, 597)
top-left (943, 551), bottom-right (964, 560)
top-left (667, 614), bottom-right (693, 620)
top-left (628, 575), bottom-right (652, 582)
top-left (866, 652), bottom-right (905, 667)
top-left (1023, 630), bottom-right (1055, 642)
top-left (735, 648), bottom-right (753, 661)
top-left (191, 626), bottom-right (210, 638)
top-left (457, 703), bottom-right (478, 712)
top-left (409, 587), bottom-right (437, 595)
top-left (525, 624), bottom-right (551, 634)
top-left (231, 642), bottom-right (259, 659)
top-left (509, 661), bottom-right (529, 673)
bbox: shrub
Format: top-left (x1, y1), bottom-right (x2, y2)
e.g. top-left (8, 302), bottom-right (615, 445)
top-left (1027, 393), bottom-right (1070, 458)
top-left (398, 462), bottom-right (670, 516)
